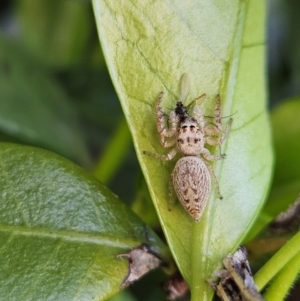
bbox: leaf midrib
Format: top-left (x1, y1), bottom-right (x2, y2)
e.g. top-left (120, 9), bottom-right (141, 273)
top-left (190, 1), bottom-right (249, 299)
top-left (0, 225), bottom-right (142, 248)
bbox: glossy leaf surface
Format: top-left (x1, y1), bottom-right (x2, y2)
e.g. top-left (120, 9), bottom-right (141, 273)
top-left (93, 1), bottom-right (273, 300)
top-left (0, 143), bottom-right (169, 300)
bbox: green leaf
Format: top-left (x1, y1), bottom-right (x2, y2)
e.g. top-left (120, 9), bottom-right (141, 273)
top-left (93, 118), bottom-right (132, 184)
top-left (16, 0), bottom-right (92, 67)
top-left (0, 36), bottom-right (89, 164)
top-left (246, 97), bottom-right (300, 240)
top-left (262, 251), bottom-right (300, 301)
top-left (0, 143), bottom-right (170, 301)
top-left (93, 1), bottom-right (273, 300)
top-left (271, 97), bottom-right (300, 187)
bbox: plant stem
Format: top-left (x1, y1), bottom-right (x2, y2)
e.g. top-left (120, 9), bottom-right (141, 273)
top-left (254, 230), bottom-right (300, 291)
top-left (93, 118), bottom-right (131, 184)
top-left (263, 251), bottom-right (300, 301)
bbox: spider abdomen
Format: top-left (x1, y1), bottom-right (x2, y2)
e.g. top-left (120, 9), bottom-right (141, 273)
top-left (172, 156), bottom-right (211, 221)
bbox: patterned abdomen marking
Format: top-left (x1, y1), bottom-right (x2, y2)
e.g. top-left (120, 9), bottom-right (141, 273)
top-left (172, 156), bottom-right (211, 221)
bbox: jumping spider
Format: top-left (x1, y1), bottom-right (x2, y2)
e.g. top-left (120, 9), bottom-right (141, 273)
top-left (144, 74), bottom-right (233, 221)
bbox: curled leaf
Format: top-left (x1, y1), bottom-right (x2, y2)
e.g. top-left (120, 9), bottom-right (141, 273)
top-left (117, 243), bottom-right (164, 288)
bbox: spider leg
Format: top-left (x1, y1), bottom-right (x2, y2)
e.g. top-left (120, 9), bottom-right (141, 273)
top-left (205, 118), bottom-right (233, 146)
top-left (203, 160), bottom-right (223, 200)
top-left (204, 95), bottom-right (222, 136)
top-left (214, 95), bottom-right (222, 132)
top-left (160, 137), bottom-right (176, 148)
top-left (193, 100), bottom-right (206, 133)
top-left (143, 147), bottom-right (177, 161)
top-left (156, 92), bottom-right (178, 147)
top-left (201, 148), bottom-right (225, 161)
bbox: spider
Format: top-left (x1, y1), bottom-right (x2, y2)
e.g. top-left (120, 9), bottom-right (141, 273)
top-left (144, 74), bottom-right (232, 221)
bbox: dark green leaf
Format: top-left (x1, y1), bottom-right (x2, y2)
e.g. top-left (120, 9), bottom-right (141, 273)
top-left (0, 143), bottom-right (170, 301)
